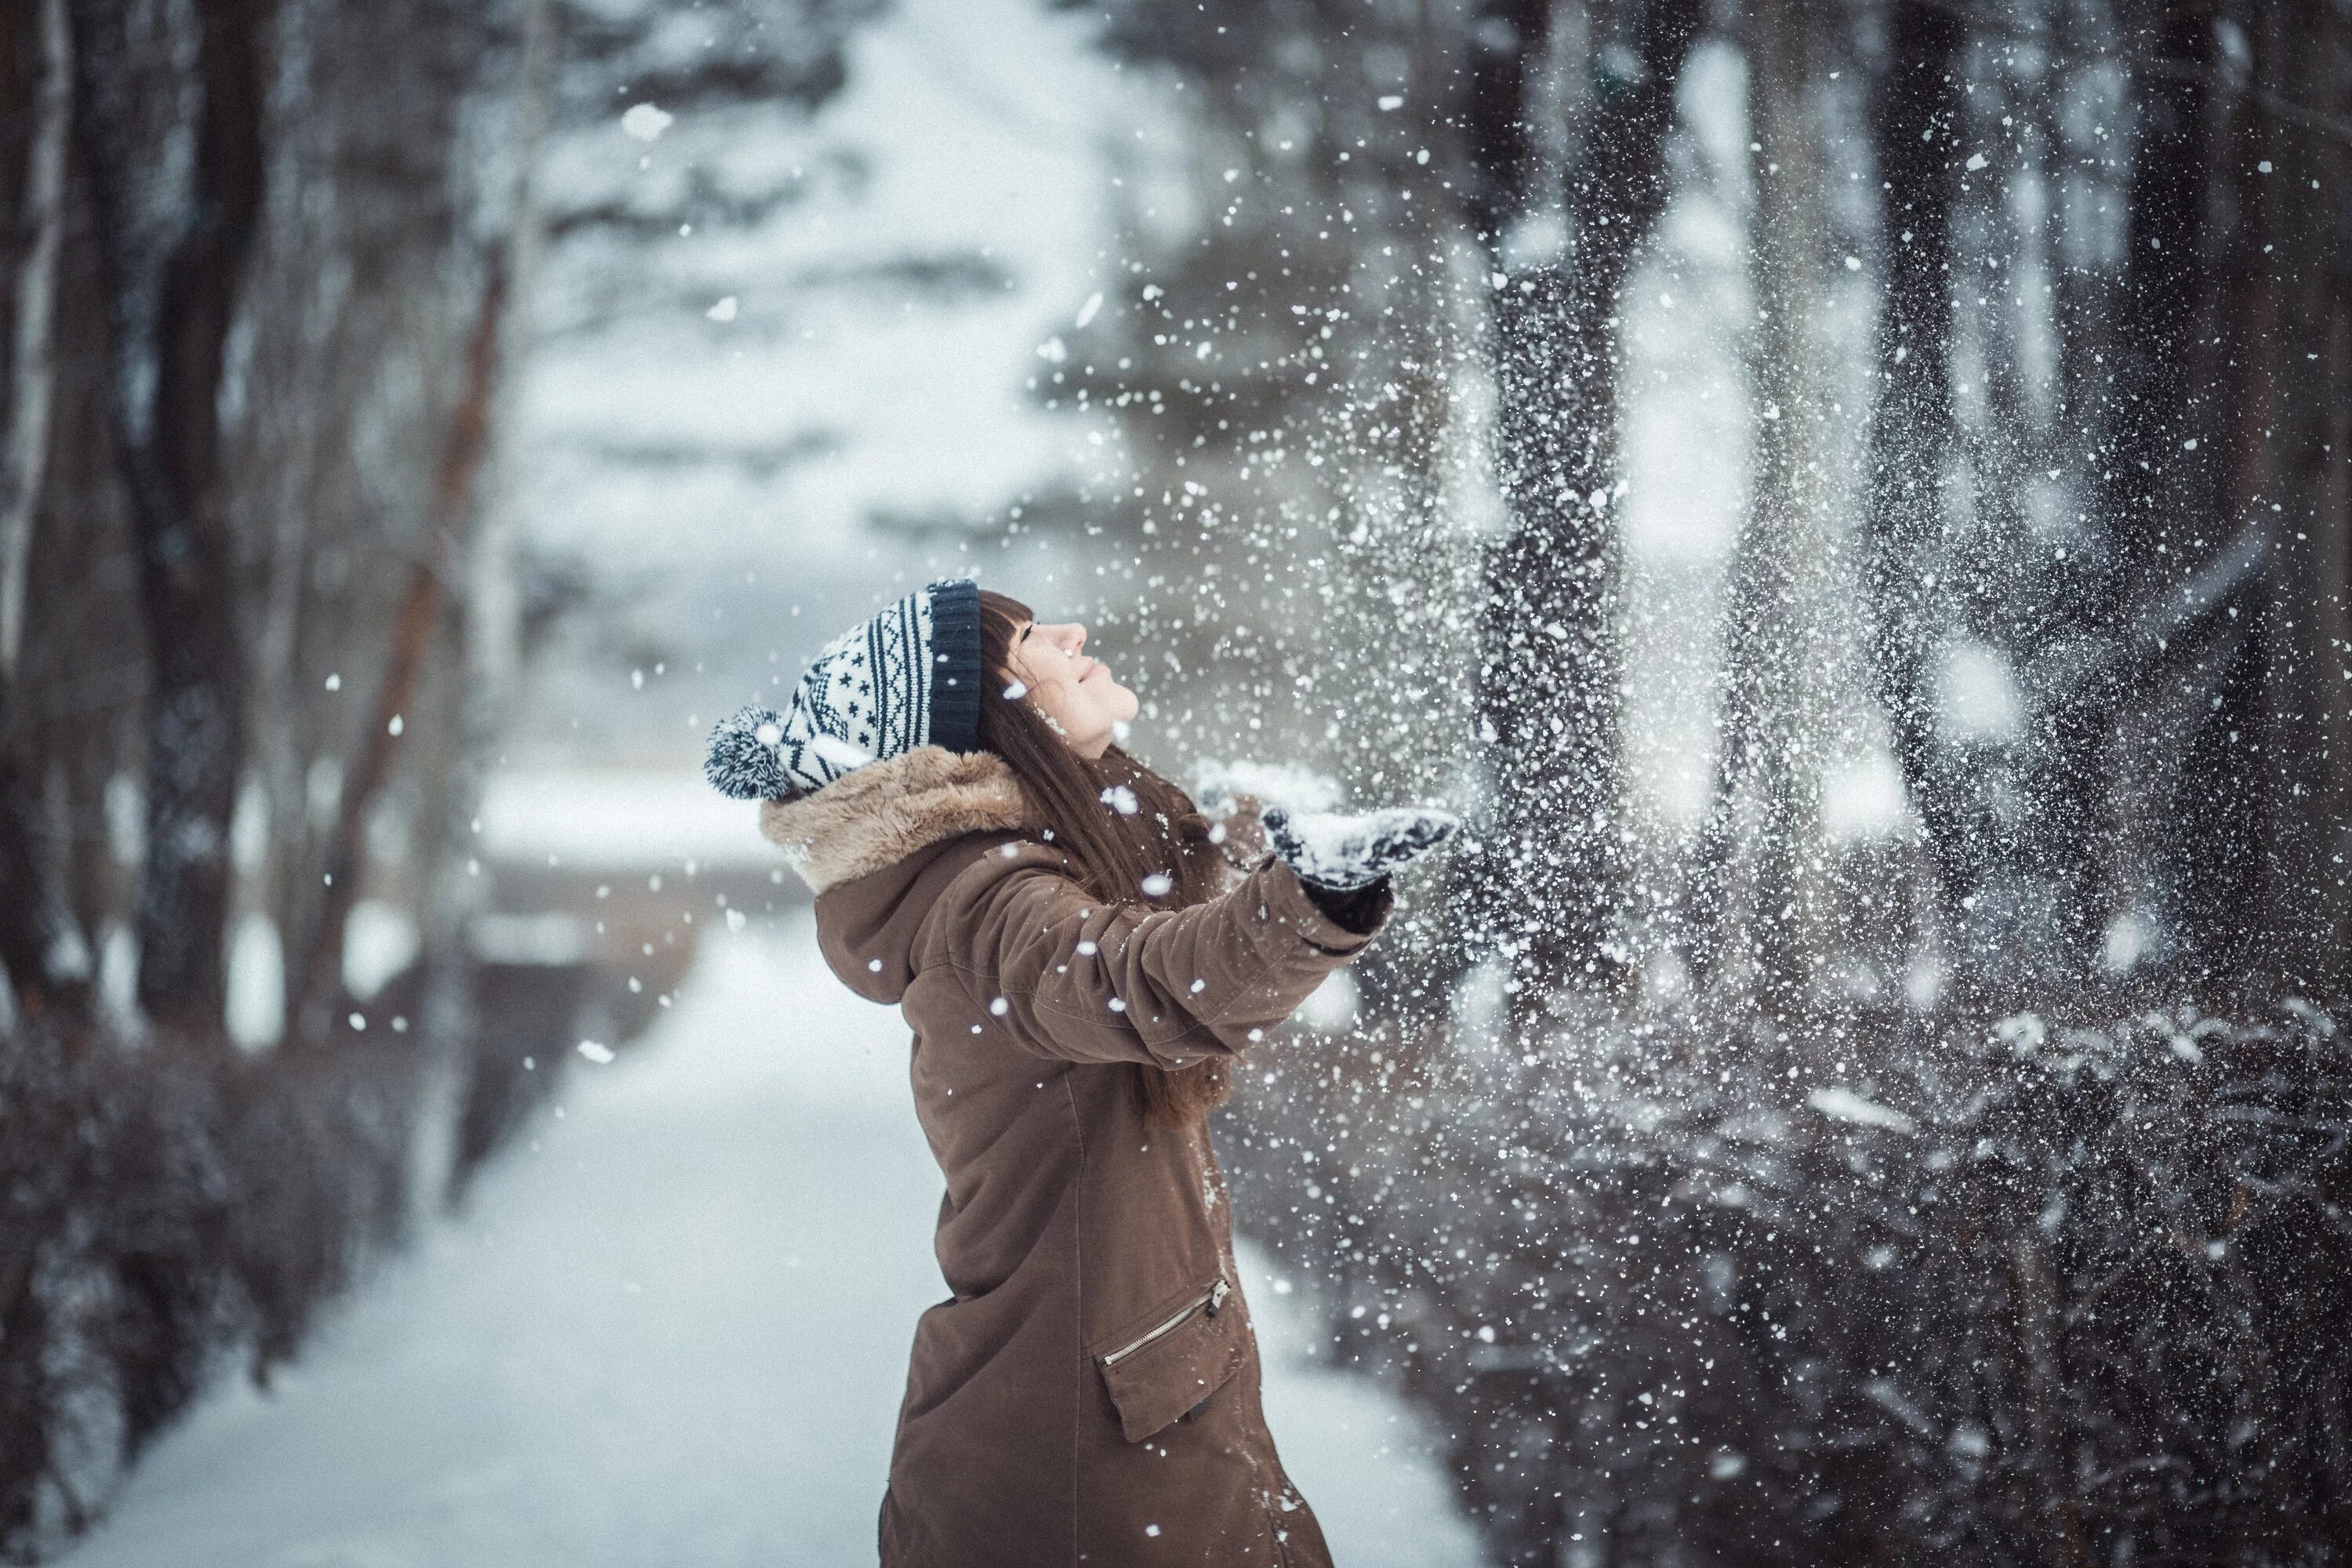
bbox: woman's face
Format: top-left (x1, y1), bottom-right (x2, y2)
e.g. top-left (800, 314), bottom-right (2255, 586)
top-left (1004, 619), bottom-right (1138, 760)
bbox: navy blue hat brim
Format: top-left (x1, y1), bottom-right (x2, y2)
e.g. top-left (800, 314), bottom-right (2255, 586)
top-left (924, 578), bottom-right (983, 754)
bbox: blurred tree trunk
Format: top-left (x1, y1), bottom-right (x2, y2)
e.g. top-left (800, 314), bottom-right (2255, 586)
top-left (412, 0), bottom-right (551, 1215)
top-left (68, 0), bottom-right (271, 1034)
top-left (2049, 4), bottom-right (2225, 993)
top-left (1859, 0), bottom-right (1965, 927)
top-left (1910, 27), bottom-right (2126, 1002)
top-left (1691, 0), bottom-right (1842, 1018)
top-left (0, 753), bottom-right (39, 1008)
top-left (2163, 27), bottom-right (2273, 985)
top-left (2, 0), bottom-right (66, 683)
top-left (0, 0), bottom-right (71, 1013)
top-left (1465, 0), bottom-right (1698, 1019)
top-left (2236, 0), bottom-right (2352, 995)
top-left (285, 0), bottom-right (554, 1057)
top-left (288, 255), bottom-right (510, 1046)
top-left (2092, 6), bottom-right (2223, 575)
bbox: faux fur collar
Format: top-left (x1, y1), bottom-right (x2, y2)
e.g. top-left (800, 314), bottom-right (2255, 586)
top-left (759, 746), bottom-right (1031, 894)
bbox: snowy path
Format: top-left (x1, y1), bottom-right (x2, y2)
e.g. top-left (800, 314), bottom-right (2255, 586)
top-left (63, 915), bottom-right (1479, 1568)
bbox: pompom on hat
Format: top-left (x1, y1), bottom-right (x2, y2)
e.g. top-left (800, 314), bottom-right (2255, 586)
top-left (706, 578), bottom-right (983, 801)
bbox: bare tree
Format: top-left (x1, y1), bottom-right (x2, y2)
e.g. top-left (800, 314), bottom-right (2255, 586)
top-left (1, 0), bottom-right (67, 684)
top-left (68, 0), bottom-right (271, 1034)
top-left (0, 0), bottom-right (72, 1014)
top-left (2239, 0), bottom-right (2352, 996)
top-left (1465, 0), bottom-right (1701, 1017)
top-left (287, 244), bottom-right (517, 1046)
top-left (1687, 0), bottom-right (1851, 1017)
top-left (1858, 1), bottom-right (1964, 852)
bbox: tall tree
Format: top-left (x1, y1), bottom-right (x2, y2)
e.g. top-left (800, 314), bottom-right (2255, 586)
top-left (0, 0), bottom-right (72, 1014)
top-left (1463, 0), bottom-right (1700, 1018)
top-left (1859, 0), bottom-right (1966, 935)
top-left (2230, 0), bottom-right (2352, 995)
top-left (67, 0), bottom-right (270, 1033)
top-left (2074, 3), bottom-right (2225, 985)
top-left (1, 0), bottom-right (66, 684)
top-left (1689, 0), bottom-right (1850, 1016)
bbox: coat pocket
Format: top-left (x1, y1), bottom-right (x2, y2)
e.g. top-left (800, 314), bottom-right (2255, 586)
top-left (1097, 1276), bottom-right (1247, 1443)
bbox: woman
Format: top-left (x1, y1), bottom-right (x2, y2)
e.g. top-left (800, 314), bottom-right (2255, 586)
top-left (706, 578), bottom-right (1453, 1567)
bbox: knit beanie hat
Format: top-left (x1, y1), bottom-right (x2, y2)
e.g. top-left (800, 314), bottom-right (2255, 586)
top-left (705, 578), bottom-right (983, 801)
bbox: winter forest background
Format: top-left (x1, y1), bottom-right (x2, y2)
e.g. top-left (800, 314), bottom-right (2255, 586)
top-left (3, 0), bottom-right (2350, 1563)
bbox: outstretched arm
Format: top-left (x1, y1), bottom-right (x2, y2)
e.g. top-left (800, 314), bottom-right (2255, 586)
top-left (921, 846), bottom-right (1381, 1069)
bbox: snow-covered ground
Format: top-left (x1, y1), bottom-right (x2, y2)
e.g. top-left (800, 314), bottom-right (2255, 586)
top-left (61, 913), bottom-right (1479, 1568)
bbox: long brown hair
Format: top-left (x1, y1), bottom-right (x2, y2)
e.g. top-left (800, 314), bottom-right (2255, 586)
top-left (975, 590), bottom-right (1232, 1125)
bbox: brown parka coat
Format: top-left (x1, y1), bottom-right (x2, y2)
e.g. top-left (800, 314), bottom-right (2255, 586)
top-left (759, 746), bottom-right (1391, 1568)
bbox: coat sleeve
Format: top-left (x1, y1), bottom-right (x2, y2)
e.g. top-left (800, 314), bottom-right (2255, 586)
top-left (919, 843), bottom-right (1390, 1069)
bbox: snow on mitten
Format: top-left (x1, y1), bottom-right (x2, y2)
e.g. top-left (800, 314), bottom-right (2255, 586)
top-left (1261, 804), bottom-right (1458, 891)
top-left (1189, 760), bottom-right (1338, 873)
top-left (1189, 759), bottom-right (1345, 817)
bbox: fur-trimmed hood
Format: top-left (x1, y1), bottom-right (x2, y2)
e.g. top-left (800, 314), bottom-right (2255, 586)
top-left (759, 746), bottom-right (1031, 895)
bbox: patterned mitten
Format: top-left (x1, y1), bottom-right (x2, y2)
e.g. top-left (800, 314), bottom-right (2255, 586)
top-left (1261, 805), bottom-right (1458, 891)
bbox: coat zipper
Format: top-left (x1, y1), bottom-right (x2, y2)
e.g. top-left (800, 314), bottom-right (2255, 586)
top-left (1101, 1276), bottom-right (1229, 1368)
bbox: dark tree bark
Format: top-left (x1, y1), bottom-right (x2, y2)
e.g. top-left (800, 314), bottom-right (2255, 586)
top-left (1860, 0), bottom-right (1966, 923)
top-left (0, 746), bottom-right (47, 1006)
top-left (2, 0), bottom-right (67, 680)
top-left (1466, 0), bottom-right (1700, 1015)
top-left (2232, 0), bottom-right (2352, 995)
top-left (2158, 56), bottom-right (2273, 984)
top-left (0, 0), bottom-right (75, 1017)
top-left (1689, 0), bottom-right (1846, 1015)
top-left (67, 0), bottom-right (270, 1033)
top-left (2092, 7), bottom-right (2223, 565)
top-left (1461, 0), bottom-right (1552, 250)
top-left (2031, 4), bottom-right (2216, 992)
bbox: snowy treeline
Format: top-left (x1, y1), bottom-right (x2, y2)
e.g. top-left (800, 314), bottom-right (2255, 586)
top-left (0, 2), bottom-right (536, 1550)
top-left (0, 1), bottom-right (873, 1555)
top-left (1047, 1), bottom-right (2352, 1562)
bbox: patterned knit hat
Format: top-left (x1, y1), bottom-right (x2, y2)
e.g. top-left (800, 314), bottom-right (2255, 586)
top-left (705, 578), bottom-right (983, 801)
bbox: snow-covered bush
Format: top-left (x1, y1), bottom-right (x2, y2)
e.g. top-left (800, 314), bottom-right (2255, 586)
top-left (0, 1018), bottom-right (421, 1559)
top-left (1229, 998), bottom-right (2352, 1565)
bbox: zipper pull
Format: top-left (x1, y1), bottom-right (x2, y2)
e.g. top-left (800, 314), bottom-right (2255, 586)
top-left (1207, 1277), bottom-right (1230, 1316)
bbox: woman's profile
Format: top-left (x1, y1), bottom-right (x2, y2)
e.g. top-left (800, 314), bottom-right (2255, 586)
top-left (707, 578), bottom-right (1453, 1566)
